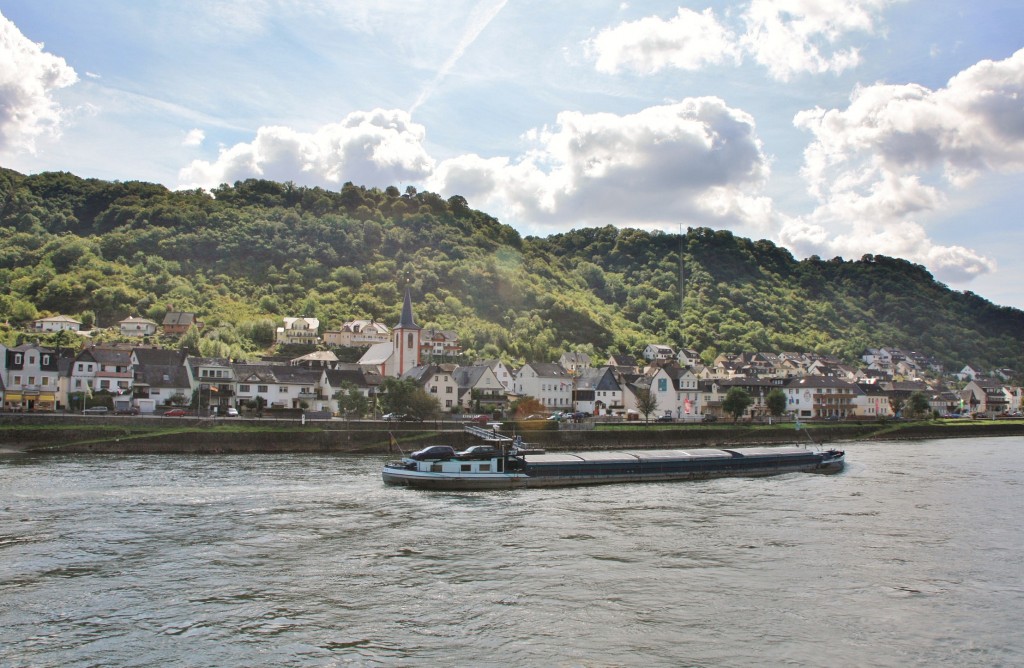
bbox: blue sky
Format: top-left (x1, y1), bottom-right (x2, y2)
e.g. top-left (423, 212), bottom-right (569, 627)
top-left (2, 1), bottom-right (1023, 308)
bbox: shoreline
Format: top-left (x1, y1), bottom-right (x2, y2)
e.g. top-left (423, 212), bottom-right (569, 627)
top-left (1, 416), bottom-right (1022, 455)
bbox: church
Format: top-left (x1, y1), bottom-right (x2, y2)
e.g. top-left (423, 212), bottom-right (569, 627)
top-left (357, 288), bottom-right (422, 378)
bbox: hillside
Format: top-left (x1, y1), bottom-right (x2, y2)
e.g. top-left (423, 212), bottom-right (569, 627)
top-left (1, 167), bottom-right (1021, 376)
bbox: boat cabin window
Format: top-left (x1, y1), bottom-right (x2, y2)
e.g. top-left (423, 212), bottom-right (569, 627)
top-left (461, 464), bottom-right (472, 472)
top-left (430, 464), bottom-right (443, 472)
top-left (479, 464), bottom-right (491, 472)
top-left (496, 459), bottom-right (504, 473)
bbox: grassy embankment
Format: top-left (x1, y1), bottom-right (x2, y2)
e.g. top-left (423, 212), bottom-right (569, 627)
top-left (1, 417), bottom-right (1022, 455)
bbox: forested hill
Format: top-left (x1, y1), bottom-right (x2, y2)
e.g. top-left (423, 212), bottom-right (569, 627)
top-left (1, 167), bottom-right (1021, 375)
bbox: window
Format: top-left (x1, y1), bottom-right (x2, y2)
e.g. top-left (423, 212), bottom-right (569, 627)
top-left (75, 379), bottom-right (82, 388)
top-left (42, 377), bottom-right (49, 386)
top-left (239, 384), bottom-right (250, 393)
top-left (14, 354), bottom-right (22, 364)
top-left (100, 380), bottom-right (110, 390)
top-left (13, 375), bottom-right (21, 385)
top-left (258, 385), bottom-right (268, 393)
top-left (279, 386), bottom-right (288, 393)
top-left (77, 363), bottom-right (84, 372)
top-left (446, 386), bottom-right (453, 393)
top-left (42, 355), bottom-right (50, 365)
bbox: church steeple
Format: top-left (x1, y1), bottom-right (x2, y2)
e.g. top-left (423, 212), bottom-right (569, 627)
top-left (391, 288), bottom-right (421, 376)
top-left (396, 288), bottom-right (421, 331)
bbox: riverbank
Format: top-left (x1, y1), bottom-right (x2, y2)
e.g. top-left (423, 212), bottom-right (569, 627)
top-left (1, 415), bottom-right (1022, 455)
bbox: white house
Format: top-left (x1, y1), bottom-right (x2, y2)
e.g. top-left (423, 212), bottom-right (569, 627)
top-left (3, 343), bottom-right (62, 411)
top-left (276, 317), bottom-right (320, 345)
top-left (33, 315), bottom-right (82, 332)
top-left (474, 359), bottom-right (516, 393)
top-left (643, 344), bottom-right (675, 362)
top-left (402, 363), bottom-right (459, 412)
top-left (118, 316), bottom-right (158, 337)
top-left (453, 364), bottom-right (506, 412)
top-left (324, 319), bottom-right (390, 347)
top-left (514, 362), bottom-right (573, 411)
top-left (232, 363), bottom-right (324, 411)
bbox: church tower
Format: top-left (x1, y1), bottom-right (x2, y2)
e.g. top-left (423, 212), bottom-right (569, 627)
top-left (391, 288), bottom-right (422, 376)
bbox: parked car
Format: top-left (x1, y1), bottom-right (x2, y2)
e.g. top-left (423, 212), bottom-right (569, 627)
top-left (546, 412), bottom-right (564, 421)
top-left (457, 445), bottom-right (499, 459)
top-left (655, 414), bottom-right (674, 423)
top-left (567, 411), bottom-right (590, 420)
top-left (225, 407), bottom-right (239, 417)
top-left (115, 407), bottom-right (139, 415)
top-left (409, 445), bottom-right (457, 461)
top-left (82, 406), bottom-right (109, 414)
top-left (701, 414), bottom-right (718, 423)
top-left (164, 408), bottom-right (188, 417)
top-left (466, 414), bottom-right (491, 424)
top-left (383, 413), bottom-right (423, 422)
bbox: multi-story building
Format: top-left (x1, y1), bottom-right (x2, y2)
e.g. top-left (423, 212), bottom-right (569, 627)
top-left (3, 343), bottom-right (62, 411)
top-left (276, 317), bottom-right (320, 345)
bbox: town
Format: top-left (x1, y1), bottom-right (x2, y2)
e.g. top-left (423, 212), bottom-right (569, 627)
top-left (4, 290), bottom-right (1021, 422)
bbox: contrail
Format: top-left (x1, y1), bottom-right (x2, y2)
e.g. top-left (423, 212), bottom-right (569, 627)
top-left (409, 0), bottom-right (508, 116)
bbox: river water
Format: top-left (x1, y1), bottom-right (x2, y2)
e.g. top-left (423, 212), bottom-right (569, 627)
top-left (1, 437), bottom-right (1022, 667)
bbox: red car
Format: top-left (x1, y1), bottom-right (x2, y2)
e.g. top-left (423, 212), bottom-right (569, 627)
top-left (163, 408), bottom-right (188, 417)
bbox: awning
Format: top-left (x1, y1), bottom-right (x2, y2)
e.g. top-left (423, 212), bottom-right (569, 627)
top-left (5, 392), bottom-right (22, 401)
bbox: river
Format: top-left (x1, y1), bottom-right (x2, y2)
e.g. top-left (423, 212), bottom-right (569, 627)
top-left (1, 437), bottom-right (1022, 667)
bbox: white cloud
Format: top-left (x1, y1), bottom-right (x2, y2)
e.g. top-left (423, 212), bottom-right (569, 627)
top-left (183, 128), bottom-right (205, 146)
top-left (178, 108), bottom-right (435, 189)
top-left (0, 11), bottom-right (78, 153)
top-left (586, 0), bottom-right (893, 81)
top-left (741, 0), bottom-right (888, 81)
top-left (429, 97), bottom-right (772, 233)
top-left (785, 48), bottom-right (1024, 281)
top-left (586, 7), bottom-right (740, 75)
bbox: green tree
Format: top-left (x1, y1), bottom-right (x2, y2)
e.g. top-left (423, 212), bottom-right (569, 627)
top-left (907, 391), bottom-right (931, 419)
top-left (634, 387), bottom-right (659, 422)
top-left (766, 388), bottom-right (787, 419)
top-left (723, 387), bottom-right (753, 422)
top-left (378, 377), bottom-right (437, 418)
top-left (334, 383), bottom-right (369, 418)
top-left (510, 396), bottom-right (546, 419)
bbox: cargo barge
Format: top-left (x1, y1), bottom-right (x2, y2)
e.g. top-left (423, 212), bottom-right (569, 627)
top-left (382, 440), bottom-right (845, 491)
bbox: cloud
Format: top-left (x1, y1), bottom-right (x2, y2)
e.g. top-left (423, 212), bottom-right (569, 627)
top-left (428, 97), bottom-right (773, 233)
top-left (784, 48), bottom-right (1024, 281)
top-left (178, 108), bottom-right (435, 189)
top-left (0, 11), bottom-right (78, 153)
top-left (741, 0), bottom-right (888, 81)
top-left (183, 128), bottom-right (205, 147)
top-left (586, 0), bottom-right (893, 81)
top-left (586, 7), bottom-right (740, 75)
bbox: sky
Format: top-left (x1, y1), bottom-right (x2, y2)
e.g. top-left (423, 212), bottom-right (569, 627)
top-left (2, 1), bottom-right (1023, 309)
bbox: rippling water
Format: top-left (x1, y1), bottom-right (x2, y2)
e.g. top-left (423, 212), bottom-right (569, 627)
top-left (2, 437), bottom-right (1022, 667)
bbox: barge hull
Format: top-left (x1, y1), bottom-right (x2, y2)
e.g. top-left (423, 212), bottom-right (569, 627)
top-left (382, 447), bottom-right (844, 490)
